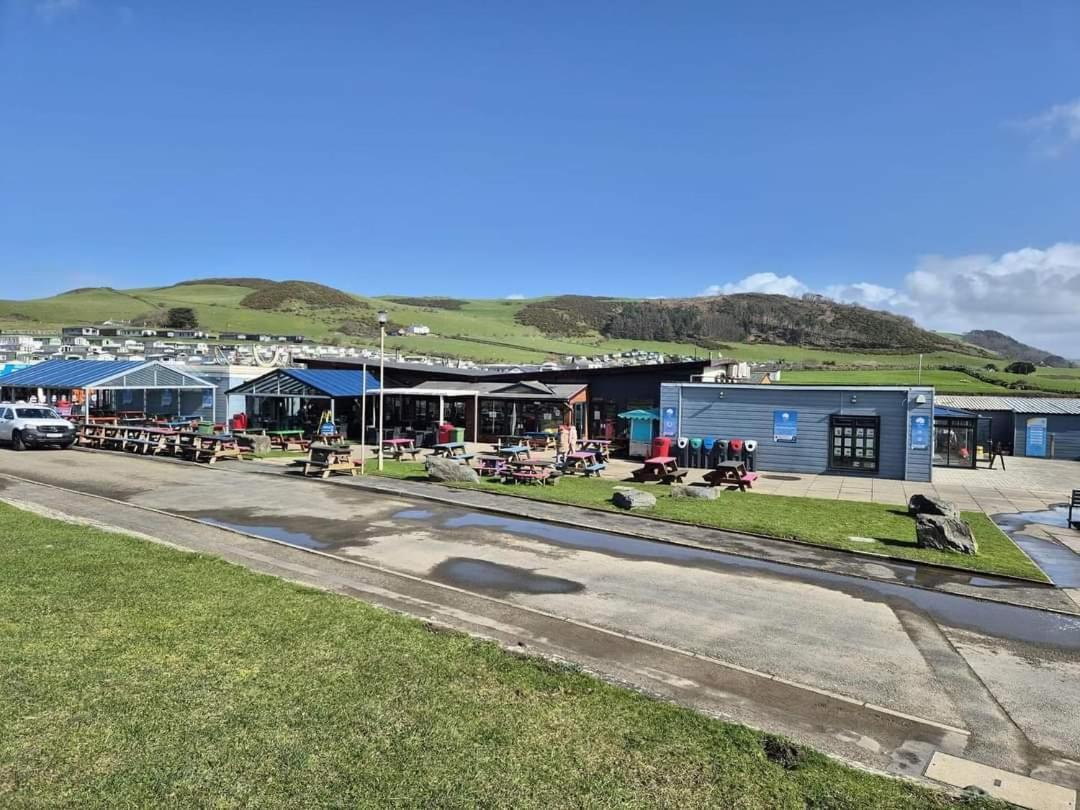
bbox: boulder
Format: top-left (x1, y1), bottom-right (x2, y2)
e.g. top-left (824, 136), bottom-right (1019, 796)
top-left (907, 493), bottom-right (961, 521)
top-left (425, 456), bottom-right (480, 484)
top-left (915, 514), bottom-right (978, 555)
top-left (670, 483), bottom-right (718, 500)
top-left (238, 434), bottom-right (272, 455)
top-left (612, 487), bottom-right (657, 510)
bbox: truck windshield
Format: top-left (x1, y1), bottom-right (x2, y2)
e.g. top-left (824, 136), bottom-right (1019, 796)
top-left (14, 408), bottom-right (61, 419)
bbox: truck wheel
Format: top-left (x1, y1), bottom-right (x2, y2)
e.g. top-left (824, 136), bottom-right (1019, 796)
top-left (12, 431), bottom-right (26, 451)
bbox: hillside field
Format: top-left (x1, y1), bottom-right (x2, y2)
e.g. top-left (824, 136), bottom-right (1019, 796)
top-left (0, 280), bottom-right (1048, 378)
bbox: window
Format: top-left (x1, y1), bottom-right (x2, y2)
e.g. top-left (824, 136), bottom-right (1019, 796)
top-left (0, 408), bottom-right (11, 420)
top-left (15, 408), bottom-right (59, 420)
top-left (829, 415), bottom-right (880, 473)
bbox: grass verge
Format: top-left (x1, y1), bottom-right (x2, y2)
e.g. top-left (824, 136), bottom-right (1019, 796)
top-left (0, 503), bottom-right (1002, 808)
top-left (373, 461), bottom-right (1047, 582)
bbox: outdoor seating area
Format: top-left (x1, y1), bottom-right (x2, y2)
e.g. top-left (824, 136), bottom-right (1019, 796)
top-left (631, 455), bottom-right (687, 484)
top-left (302, 443), bottom-right (358, 479)
top-left (78, 423), bottom-right (245, 465)
top-left (703, 461), bottom-right (760, 491)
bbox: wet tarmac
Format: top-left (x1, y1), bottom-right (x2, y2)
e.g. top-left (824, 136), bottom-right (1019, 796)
top-left (187, 500), bottom-right (1080, 652)
top-left (993, 506), bottom-right (1080, 588)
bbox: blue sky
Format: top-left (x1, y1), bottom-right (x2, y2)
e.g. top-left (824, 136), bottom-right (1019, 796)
top-left (2, 1), bottom-right (1079, 351)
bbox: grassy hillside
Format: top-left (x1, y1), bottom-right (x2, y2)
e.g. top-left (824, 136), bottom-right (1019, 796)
top-left (0, 279), bottom-right (1021, 375)
top-left (780, 369), bottom-right (1011, 394)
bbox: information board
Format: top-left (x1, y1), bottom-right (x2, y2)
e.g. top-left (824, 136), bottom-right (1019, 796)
top-left (1025, 417), bottom-right (1048, 457)
top-left (773, 410), bottom-right (798, 442)
top-left (661, 406), bottom-right (678, 437)
top-left (910, 414), bottom-right (930, 450)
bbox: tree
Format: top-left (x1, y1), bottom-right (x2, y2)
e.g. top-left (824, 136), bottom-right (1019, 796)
top-left (164, 307), bottom-right (199, 329)
top-left (984, 363), bottom-right (998, 371)
top-left (1004, 361), bottom-right (1036, 375)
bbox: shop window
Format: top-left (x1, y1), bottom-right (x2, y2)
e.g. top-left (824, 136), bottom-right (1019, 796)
top-left (829, 415), bottom-right (880, 473)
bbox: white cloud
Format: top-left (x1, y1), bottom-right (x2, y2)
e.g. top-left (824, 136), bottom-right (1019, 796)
top-left (505, 293), bottom-right (525, 300)
top-left (34, 0), bottom-right (82, 22)
top-left (697, 242), bottom-right (1080, 356)
top-left (701, 272), bottom-right (808, 298)
top-left (1019, 98), bottom-right (1080, 158)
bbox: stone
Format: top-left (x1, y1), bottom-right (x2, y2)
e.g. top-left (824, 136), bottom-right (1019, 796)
top-left (908, 493), bottom-right (961, 521)
top-left (612, 487), bottom-right (656, 510)
top-left (425, 456), bottom-right (480, 484)
top-left (238, 434), bottom-right (272, 454)
top-left (916, 514), bottom-right (978, 555)
top-left (670, 483), bottom-right (718, 500)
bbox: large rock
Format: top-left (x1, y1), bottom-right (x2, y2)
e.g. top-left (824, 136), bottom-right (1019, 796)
top-left (908, 493), bottom-right (961, 521)
top-left (612, 487), bottom-right (656, 510)
top-left (425, 456), bottom-right (480, 484)
top-left (915, 514), bottom-right (978, 555)
top-left (670, 483), bottom-right (718, 500)
top-left (238, 434), bottom-right (272, 454)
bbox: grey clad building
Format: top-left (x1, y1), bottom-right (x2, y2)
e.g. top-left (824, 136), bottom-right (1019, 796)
top-left (659, 383), bottom-right (935, 481)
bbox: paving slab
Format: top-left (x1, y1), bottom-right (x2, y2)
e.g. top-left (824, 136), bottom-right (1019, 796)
top-left (925, 752), bottom-right (1076, 810)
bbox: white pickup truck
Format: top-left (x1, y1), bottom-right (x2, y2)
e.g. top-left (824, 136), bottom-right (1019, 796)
top-left (0, 403), bottom-right (77, 450)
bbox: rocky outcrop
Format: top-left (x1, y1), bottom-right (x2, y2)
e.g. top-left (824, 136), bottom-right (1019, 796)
top-left (915, 514), bottom-right (978, 555)
top-left (425, 456), bottom-right (480, 484)
top-left (670, 484), bottom-right (718, 500)
top-left (908, 494), bottom-right (961, 521)
top-left (612, 487), bottom-right (656, 510)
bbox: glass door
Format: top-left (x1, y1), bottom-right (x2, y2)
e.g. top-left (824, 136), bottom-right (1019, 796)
top-left (829, 415), bottom-right (880, 473)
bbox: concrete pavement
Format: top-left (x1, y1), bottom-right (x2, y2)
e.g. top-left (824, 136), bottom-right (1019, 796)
top-left (2, 449), bottom-right (1079, 805)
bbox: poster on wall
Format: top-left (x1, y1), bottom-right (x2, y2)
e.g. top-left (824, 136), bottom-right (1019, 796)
top-left (202, 390), bottom-right (214, 409)
top-left (661, 406), bottom-right (678, 437)
top-left (1025, 417), bottom-right (1048, 457)
top-left (773, 410), bottom-right (798, 442)
top-left (910, 415), bottom-right (930, 450)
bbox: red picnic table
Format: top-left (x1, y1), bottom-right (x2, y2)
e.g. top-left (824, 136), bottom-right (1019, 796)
top-left (380, 437), bottom-right (421, 460)
top-left (631, 455), bottom-right (686, 484)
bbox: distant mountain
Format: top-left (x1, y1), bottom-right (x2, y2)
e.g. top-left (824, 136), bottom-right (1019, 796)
top-left (516, 293), bottom-right (982, 354)
top-left (961, 330), bottom-right (1071, 368)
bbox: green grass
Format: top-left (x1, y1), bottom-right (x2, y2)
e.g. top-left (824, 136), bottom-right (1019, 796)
top-left (980, 367), bottom-right (1080, 394)
top-left (0, 503), bottom-right (1002, 809)
top-left (374, 462), bottom-right (1047, 581)
top-left (781, 368), bottom-right (1010, 393)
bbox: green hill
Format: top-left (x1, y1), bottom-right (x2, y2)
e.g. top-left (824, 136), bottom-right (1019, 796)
top-left (0, 278), bottom-right (1036, 389)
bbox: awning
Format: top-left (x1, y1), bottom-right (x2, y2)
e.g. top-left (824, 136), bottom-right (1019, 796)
top-left (226, 368), bottom-right (380, 398)
top-left (935, 406), bottom-right (977, 419)
top-left (618, 408), bottom-right (659, 420)
top-left (0, 359), bottom-right (214, 391)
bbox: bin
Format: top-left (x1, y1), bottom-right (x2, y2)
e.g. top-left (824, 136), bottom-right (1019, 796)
top-left (744, 439), bottom-right (758, 471)
top-left (713, 439), bottom-right (727, 467)
top-left (452, 427), bottom-right (466, 444)
top-left (437, 422), bottom-right (455, 444)
top-left (728, 438), bottom-right (743, 461)
top-left (689, 437), bottom-right (703, 467)
top-left (651, 437), bottom-right (672, 458)
top-left (676, 436), bottom-right (690, 467)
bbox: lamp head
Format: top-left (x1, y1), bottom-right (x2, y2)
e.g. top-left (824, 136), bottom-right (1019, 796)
top-left (377, 310), bottom-right (388, 325)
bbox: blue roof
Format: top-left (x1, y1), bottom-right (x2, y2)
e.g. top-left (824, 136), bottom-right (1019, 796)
top-left (282, 368), bottom-right (380, 397)
top-left (0, 359), bottom-right (147, 389)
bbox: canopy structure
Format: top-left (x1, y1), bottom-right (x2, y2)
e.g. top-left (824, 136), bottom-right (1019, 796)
top-left (618, 408), bottom-right (659, 420)
top-left (226, 368), bottom-right (380, 399)
top-left (0, 360), bottom-right (217, 421)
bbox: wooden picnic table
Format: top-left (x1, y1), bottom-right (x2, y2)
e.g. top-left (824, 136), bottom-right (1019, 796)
top-left (495, 434), bottom-right (525, 449)
top-left (703, 461), bottom-right (759, 491)
top-left (177, 432), bottom-right (244, 464)
top-left (496, 444), bottom-right (531, 462)
top-left (267, 429), bottom-right (308, 452)
top-left (631, 455), bottom-right (685, 484)
top-left (522, 432), bottom-right (556, 451)
top-left (508, 458), bottom-right (556, 485)
top-left (431, 442), bottom-right (472, 461)
top-left (579, 439), bottom-right (613, 460)
top-left (303, 443), bottom-right (357, 478)
top-left (381, 437), bottom-right (421, 460)
top-left (474, 454), bottom-right (509, 477)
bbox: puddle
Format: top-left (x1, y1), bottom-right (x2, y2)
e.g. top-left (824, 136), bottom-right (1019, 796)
top-left (429, 557), bottom-right (585, 597)
top-left (393, 510), bottom-right (1080, 651)
top-left (992, 507), bottom-right (1080, 588)
top-left (393, 509), bottom-right (435, 520)
top-left (198, 517), bottom-right (328, 549)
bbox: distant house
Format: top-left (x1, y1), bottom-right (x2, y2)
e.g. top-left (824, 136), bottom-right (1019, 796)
top-left (404, 325), bottom-right (431, 336)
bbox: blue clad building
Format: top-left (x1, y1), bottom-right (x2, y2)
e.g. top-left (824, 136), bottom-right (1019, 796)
top-left (659, 383), bottom-right (935, 482)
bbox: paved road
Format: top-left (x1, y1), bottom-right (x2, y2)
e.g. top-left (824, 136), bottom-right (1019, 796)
top-left (2, 449), bottom-right (1079, 797)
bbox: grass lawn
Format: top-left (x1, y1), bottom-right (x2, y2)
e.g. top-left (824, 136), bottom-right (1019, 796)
top-left (0, 505), bottom-right (1005, 809)
top-left (781, 368), bottom-right (1009, 393)
top-left (374, 462), bottom-right (1047, 582)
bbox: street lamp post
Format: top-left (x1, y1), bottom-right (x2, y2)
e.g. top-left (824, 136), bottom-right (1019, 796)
top-left (377, 310), bottom-right (388, 471)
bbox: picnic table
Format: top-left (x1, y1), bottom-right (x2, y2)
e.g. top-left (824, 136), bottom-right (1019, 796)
top-left (381, 437), bottom-right (421, 460)
top-left (578, 439), bottom-right (613, 461)
top-left (430, 442), bottom-right (474, 462)
top-left (474, 454), bottom-right (509, 478)
top-left (303, 443), bottom-right (357, 478)
top-left (630, 455), bottom-right (686, 484)
top-left (496, 444), bottom-right (531, 463)
top-left (177, 432), bottom-right (244, 464)
top-left (562, 449), bottom-right (606, 477)
top-left (703, 461), bottom-right (759, 491)
top-left (267, 429), bottom-right (308, 452)
top-left (522, 431), bottom-right (556, 451)
top-left (495, 434), bottom-right (525, 449)
top-left (508, 458), bottom-right (557, 485)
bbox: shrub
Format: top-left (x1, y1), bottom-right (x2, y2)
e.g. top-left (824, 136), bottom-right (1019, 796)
top-left (1004, 361), bottom-right (1036, 375)
top-left (164, 307), bottom-right (198, 329)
